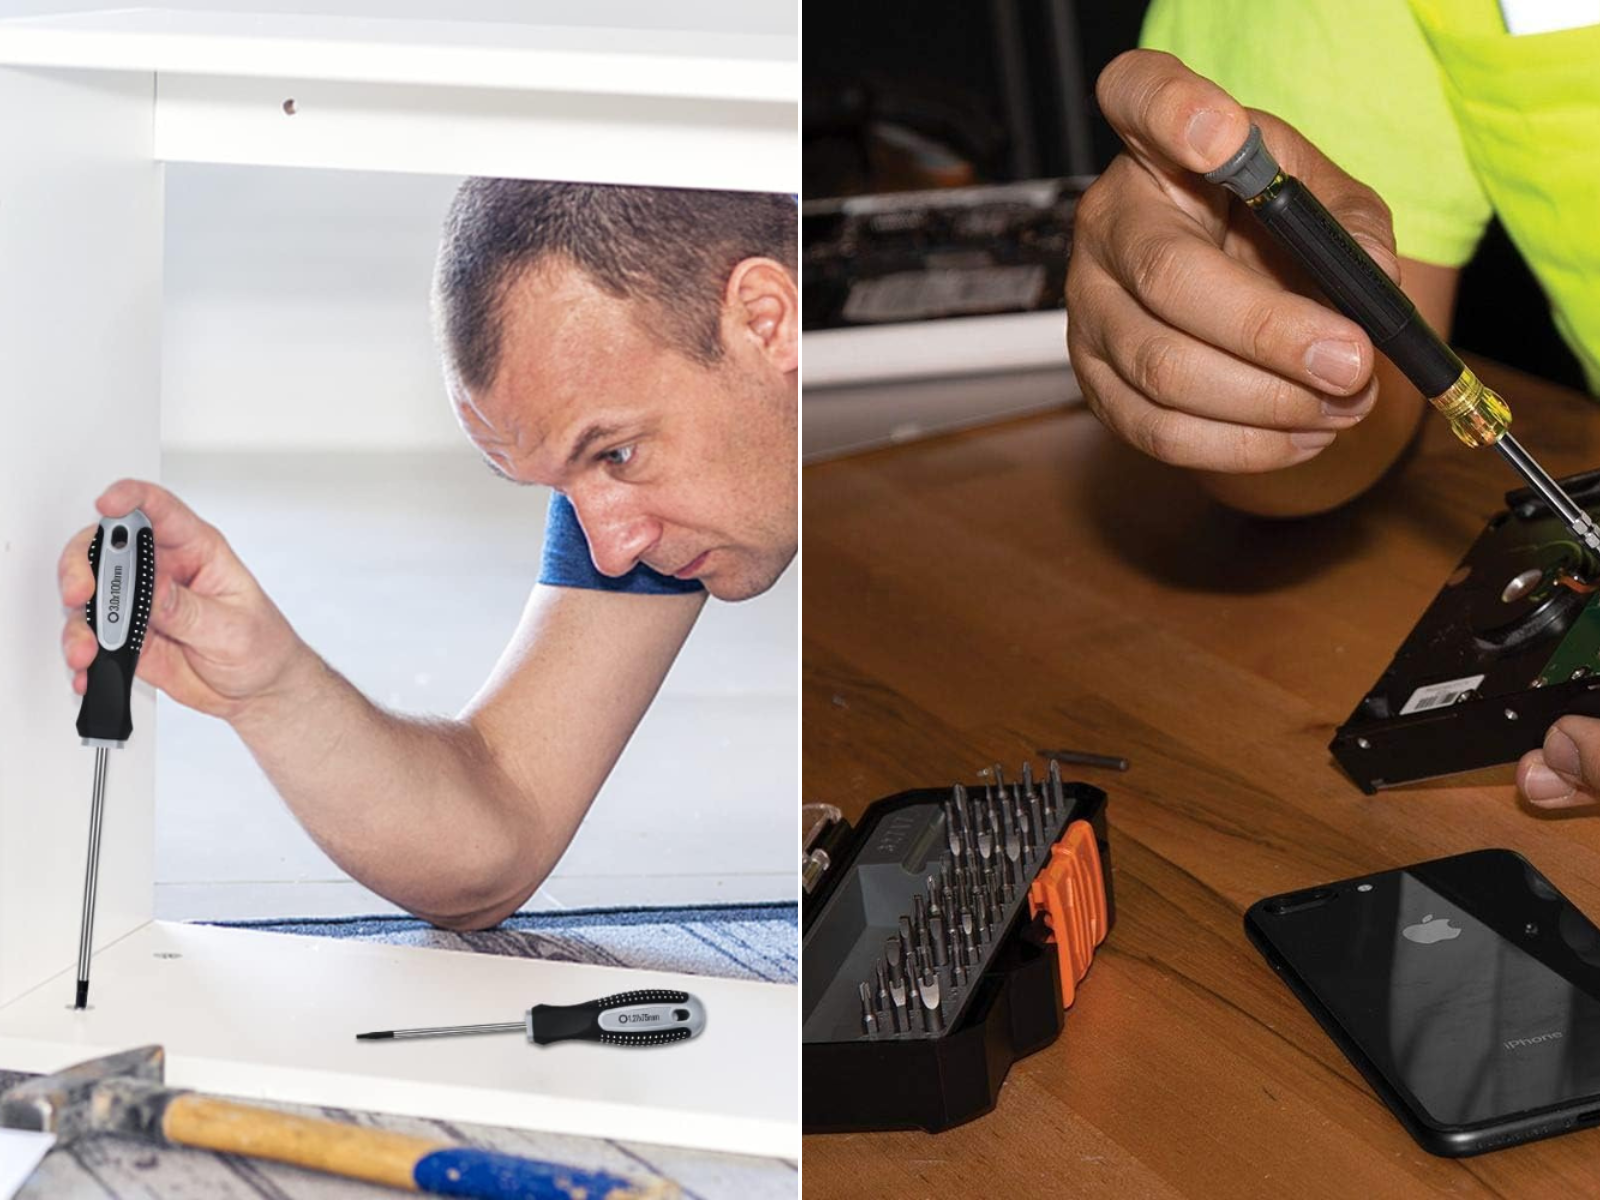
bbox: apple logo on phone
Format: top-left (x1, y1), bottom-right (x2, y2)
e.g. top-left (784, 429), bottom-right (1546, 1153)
top-left (1402, 913), bottom-right (1462, 945)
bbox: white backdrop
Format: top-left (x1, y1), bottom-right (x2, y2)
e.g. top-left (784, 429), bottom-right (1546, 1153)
top-left (163, 164), bottom-right (469, 452)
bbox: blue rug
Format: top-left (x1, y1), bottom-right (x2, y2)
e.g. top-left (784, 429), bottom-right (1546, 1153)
top-left (209, 901), bottom-right (798, 984)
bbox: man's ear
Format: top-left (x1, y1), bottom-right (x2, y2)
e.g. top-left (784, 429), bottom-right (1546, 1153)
top-left (723, 257), bottom-right (798, 374)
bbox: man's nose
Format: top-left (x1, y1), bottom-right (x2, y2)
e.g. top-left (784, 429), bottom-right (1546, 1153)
top-left (574, 498), bottom-right (663, 577)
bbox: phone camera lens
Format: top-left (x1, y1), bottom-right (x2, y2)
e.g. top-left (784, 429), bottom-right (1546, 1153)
top-left (1525, 922), bottom-right (1539, 936)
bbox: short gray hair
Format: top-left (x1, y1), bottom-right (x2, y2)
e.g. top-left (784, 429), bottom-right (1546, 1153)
top-left (433, 179), bottom-right (796, 391)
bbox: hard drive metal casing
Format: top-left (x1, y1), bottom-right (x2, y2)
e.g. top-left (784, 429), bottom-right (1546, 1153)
top-left (1333, 469), bottom-right (1600, 793)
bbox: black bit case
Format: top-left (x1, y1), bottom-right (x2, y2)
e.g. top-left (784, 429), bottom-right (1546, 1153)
top-left (802, 782), bottom-right (1113, 1133)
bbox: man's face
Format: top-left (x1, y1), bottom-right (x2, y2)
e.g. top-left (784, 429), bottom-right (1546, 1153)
top-left (451, 261), bottom-right (797, 601)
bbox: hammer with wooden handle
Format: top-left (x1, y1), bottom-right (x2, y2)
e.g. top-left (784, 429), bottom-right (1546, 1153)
top-left (0, 1045), bottom-right (675, 1199)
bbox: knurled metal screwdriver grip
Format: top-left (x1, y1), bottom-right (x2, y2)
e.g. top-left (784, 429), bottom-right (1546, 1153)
top-left (1205, 125), bottom-right (1600, 555)
top-left (74, 510), bottom-right (156, 1009)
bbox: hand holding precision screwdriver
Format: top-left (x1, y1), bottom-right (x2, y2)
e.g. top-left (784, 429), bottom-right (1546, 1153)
top-left (59, 481), bottom-right (311, 723)
top-left (1066, 51), bottom-right (1449, 509)
top-left (1202, 124), bottom-right (1600, 556)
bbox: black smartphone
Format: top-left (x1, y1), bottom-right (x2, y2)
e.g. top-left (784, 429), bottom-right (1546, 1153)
top-left (1246, 848), bottom-right (1600, 1156)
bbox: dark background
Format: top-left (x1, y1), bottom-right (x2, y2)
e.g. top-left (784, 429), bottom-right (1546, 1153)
top-left (802, 0), bottom-right (1585, 390)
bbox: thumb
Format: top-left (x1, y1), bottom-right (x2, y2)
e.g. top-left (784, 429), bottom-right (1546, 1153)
top-left (1096, 49), bottom-right (1252, 175)
top-left (1518, 719), bottom-right (1600, 809)
top-left (150, 578), bottom-right (227, 648)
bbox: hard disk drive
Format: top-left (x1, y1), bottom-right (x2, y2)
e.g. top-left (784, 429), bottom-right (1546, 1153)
top-left (1333, 469), bottom-right (1600, 792)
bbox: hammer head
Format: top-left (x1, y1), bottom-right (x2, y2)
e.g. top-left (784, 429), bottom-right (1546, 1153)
top-left (0, 1046), bottom-right (164, 1143)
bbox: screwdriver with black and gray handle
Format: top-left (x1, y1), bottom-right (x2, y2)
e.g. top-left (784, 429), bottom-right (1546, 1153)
top-left (73, 510), bottom-right (157, 1009)
top-left (1205, 125), bottom-right (1600, 557)
top-left (357, 989), bottom-right (707, 1046)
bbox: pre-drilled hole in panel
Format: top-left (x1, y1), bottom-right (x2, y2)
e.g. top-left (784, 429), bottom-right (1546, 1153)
top-left (282, 98), bottom-right (296, 115)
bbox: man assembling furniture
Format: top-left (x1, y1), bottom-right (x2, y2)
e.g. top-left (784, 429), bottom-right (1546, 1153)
top-left (57, 180), bottom-right (798, 931)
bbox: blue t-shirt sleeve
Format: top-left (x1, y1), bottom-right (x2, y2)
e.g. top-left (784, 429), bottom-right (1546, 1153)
top-left (537, 492), bottom-right (703, 594)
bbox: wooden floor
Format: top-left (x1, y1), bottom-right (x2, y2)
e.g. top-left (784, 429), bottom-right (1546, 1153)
top-left (802, 357), bottom-right (1600, 1197)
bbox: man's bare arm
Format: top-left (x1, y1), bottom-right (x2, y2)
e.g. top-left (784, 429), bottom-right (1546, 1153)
top-left (231, 584), bottom-right (703, 929)
top-left (59, 481), bottom-right (704, 929)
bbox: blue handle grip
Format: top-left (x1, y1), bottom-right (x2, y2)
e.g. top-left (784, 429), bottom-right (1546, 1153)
top-left (413, 1148), bottom-right (655, 1200)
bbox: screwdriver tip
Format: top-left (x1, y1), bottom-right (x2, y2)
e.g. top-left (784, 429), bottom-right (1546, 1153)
top-left (355, 1031), bottom-right (393, 1040)
top-left (74, 981), bottom-right (88, 1010)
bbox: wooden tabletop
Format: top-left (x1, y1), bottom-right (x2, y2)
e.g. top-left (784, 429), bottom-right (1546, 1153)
top-left (802, 357), bottom-right (1600, 1198)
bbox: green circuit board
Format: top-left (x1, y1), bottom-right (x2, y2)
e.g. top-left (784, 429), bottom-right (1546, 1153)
top-left (1537, 593), bottom-right (1600, 685)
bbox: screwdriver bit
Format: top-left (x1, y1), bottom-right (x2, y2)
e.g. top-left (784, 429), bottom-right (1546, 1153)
top-left (920, 970), bottom-right (943, 1034)
top-left (888, 976), bottom-right (908, 1032)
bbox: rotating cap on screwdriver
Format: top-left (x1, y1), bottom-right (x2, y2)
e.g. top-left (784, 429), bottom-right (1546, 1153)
top-left (1204, 123), bottom-right (1279, 201)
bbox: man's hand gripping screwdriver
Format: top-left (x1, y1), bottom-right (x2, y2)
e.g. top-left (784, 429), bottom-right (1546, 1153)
top-left (72, 511), bottom-right (155, 1009)
top-left (1204, 125), bottom-right (1600, 558)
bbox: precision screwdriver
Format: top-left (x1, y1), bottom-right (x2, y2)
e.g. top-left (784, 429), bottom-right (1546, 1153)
top-left (356, 989), bottom-right (707, 1046)
top-left (1205, 125), bottom-right (1600, 558)
top-left (73, 510), bottom-right (157, 1010)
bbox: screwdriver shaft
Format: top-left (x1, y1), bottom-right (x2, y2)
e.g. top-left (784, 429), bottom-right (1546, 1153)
top-left (1496, 434), bottom-right (1600, 555)
top-left (358, 1021), bottom-right (524, 1040)
top-left (74, 747), bottom-right (110, 1010)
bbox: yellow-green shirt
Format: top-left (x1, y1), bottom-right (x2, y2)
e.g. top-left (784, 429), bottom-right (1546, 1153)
top-left (1142, 0), bottom-right (1600, 392)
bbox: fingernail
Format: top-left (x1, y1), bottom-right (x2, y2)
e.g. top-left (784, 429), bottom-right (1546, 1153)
top-left (1289, 430), bottom-right (1337, 450)
top-left (1545, 727), bottom-right (1581, 776)
top-left (1186, 110), bottom-right (1230, 161)
top-left (1321, 393), bottom-right (1374, 421)
top-left (1305, 340), bottom-right (1363, 390)
top-left (1523, 763), bottom-right (1575, 804)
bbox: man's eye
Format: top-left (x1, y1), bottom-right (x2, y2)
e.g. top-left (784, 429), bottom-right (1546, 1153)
top-left (601, 445), bottom-right (635, 467)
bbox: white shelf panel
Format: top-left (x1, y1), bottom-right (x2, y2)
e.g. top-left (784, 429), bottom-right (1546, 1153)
top-left (152, 72), bottom-right (794, 188)
top-left (0, 9), bottom-right (796, 103)
top-left (0, 921), bottom-right (798, 1159)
